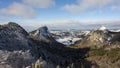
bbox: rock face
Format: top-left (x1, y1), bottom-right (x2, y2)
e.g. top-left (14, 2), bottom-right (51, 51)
top-left (29, 26), bottom-right (56, 43)
top-left (74, 29), bottom-right (111, 48)
top-left (29, 26), bottom-right (65, 49)
top-left (0, 22), bottom-right (39, 68)
top-left (73, 29), bottom-right (120, 49)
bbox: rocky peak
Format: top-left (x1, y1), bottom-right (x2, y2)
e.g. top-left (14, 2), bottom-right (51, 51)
top-left (39, 26), bottom-right (48, 33)
top-left (74, 27), bottom-right (120, 49)
top-left (0, 22), bottom-right (39, 68)
top-left (85, 26), bottom-right (111, 44)
top-left (0, 22), bottom-right (28, 36)
top-left (74, 29), bottom-right (112, 48)
top-left (8, 22), bottom-right (21, 27)
top-left (29, 26), bottom-right (56, 43)
top-left (88, 30), bottom-right (111, 42)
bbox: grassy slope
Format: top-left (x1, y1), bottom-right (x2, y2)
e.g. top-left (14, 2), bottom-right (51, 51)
top-left (85, 48), bottom-right (120, 68)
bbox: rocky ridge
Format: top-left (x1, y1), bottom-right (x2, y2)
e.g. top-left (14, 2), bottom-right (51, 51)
top-left (0, 22), bottom-right (91, 68)
top-left (0, 22), bottom-right (120, 68)
top-left (0, 22), bottom-right (39, 68)
top-left (72, 26), bottom-right (120, 49)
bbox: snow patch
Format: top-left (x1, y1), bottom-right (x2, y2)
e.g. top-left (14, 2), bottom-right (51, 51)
top-left (56, 37), bottom-right (81, 45)
top-left (110, 29), bottom-right (120, 32)
top-left (99, 26), bottom-right (107, 30)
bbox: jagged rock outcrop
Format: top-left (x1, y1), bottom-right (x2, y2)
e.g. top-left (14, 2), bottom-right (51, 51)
top-left (29, 26), bottom-right (66, 50)
top-left (73, 29), bottom-right (111, 48)
top-left (73, 27), bottom-right (120, 49)
top-left (0, 22), bottom-right (39, 68)
top-left (29, 26), bottom-right (56, 43)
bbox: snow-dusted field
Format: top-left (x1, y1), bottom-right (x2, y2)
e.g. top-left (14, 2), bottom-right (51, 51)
top-left (51, 26), bottom-right (120, 45)
top-left (51, 30), bottom-right (90, 45)
top-left (56, 37), bottom-right (82, 45)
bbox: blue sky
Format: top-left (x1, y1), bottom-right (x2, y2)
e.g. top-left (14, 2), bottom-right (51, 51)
top-left (0, 0), bottom-right (120, 29)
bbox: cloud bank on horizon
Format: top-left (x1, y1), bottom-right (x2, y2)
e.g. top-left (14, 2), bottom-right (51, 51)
top-left (0, 0), bottom-right (120, 27)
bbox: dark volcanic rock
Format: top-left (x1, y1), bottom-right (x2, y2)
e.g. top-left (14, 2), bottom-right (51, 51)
top-left (0, 22), bottom-right (39, 68)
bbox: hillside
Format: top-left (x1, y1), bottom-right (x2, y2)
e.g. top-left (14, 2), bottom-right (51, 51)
top-left (70, 27), bottom-right (120, 49)
top-left (0, 22), bottom-right (120, 68)
top-left (0, 22), bottom-right (39, 68)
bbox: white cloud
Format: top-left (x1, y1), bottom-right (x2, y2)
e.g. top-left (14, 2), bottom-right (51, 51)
top-left (62, 0), bottom-right (120, 13)
top-left (0, 0), bottom-right (56, 18)
top-left (111, 5), bottom-right (120, 11)
top-left (0, 2), bottom-right (36, 18)
top-left (62, 4), bottom-right (82, 13)
top-left (23, 0), bottom-right (55, 8)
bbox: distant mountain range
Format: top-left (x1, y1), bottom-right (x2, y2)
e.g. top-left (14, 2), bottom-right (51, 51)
top-left (23, 21), bottom-right (120, 31)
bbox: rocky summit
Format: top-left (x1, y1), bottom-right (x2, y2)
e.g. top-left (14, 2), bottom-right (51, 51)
top-left (29, 26), bottom-right (56, 43)
top-left (72, 27), bottom-right (120, 49)
top-left (0, 22), bottom-right (39, 68)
